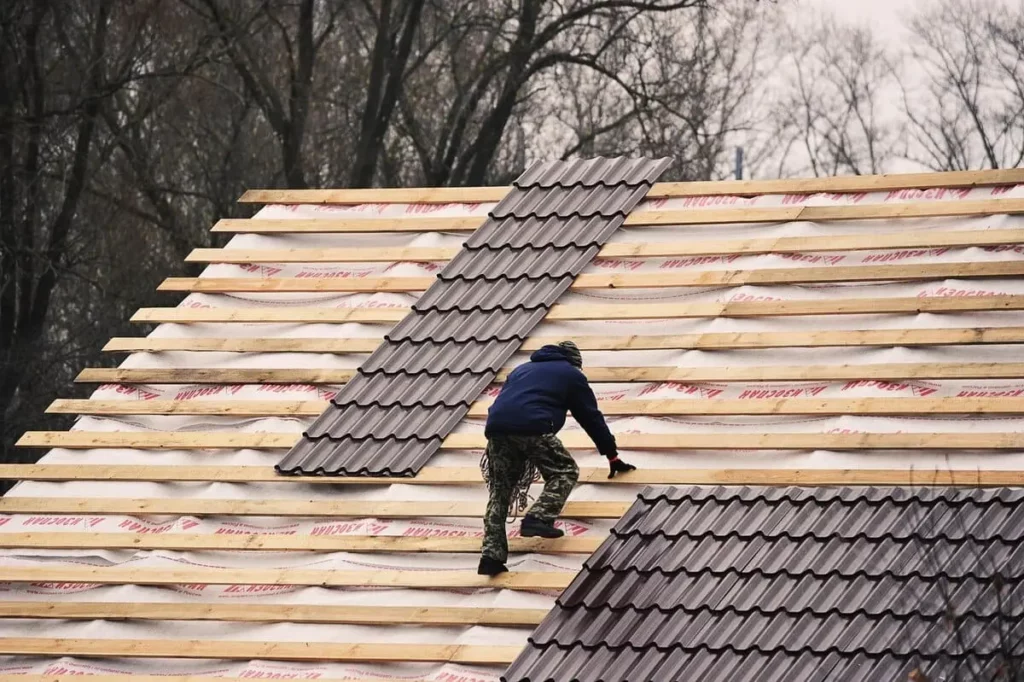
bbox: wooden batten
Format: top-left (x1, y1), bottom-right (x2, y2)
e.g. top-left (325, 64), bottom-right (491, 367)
top-left (237, 169), bottom-right (1024, 204)
top-left (1, 465), bottom-right (1020, 486)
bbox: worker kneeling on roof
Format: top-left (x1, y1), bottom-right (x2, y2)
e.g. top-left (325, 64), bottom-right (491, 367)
top-left (478, 340), bottom-right (636, 576)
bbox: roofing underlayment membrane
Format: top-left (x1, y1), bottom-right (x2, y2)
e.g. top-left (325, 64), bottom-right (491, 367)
top-left (3, 181), bottom-right (1024, 680)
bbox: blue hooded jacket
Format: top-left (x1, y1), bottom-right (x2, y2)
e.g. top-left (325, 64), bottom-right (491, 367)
top-left (484, 344), bottom-right (618, 458)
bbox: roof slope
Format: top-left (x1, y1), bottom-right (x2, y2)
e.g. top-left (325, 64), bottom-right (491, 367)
top-left (278, 157), bottom-right (669, 476)
top-left (504, 485), bottom-right (1024, 681)
top-left (2, 167), bottom-right (1024, 682)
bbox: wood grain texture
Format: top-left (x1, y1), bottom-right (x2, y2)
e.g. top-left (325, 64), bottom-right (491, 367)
top-left (214, 199), bottom-right (1024, 233)
top-left (0, 497), bottom-right (629, 518)
top-left (0, 532), bottom-right (603, 553)
top-left (156, 261), bottom-right (1024, 294)
top-left (0, 601), bottom-right (548, 626)
top-left (0, 465), bottom-right (1015, 485)
top-left (131, 295), bottom-right (1024, 324)
top-left (182, 228), bottom-right (1024, 263)
top-left (100, 327), bottom-right (1024, 354)
top-left (18, 430), bottom-right (1024, 451)
top-left (48, 397), bottom-right (1024, 418)
top-left (73, 362), bottom-right (1024, 385)
top-left (237, 170), bottom-right (1024, 204)
top-left (0, 638), bottom-right (522, 664)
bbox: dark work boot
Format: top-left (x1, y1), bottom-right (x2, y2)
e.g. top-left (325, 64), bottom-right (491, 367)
top-left (478, 556), bottom-right (508, 576)
top-left (520, 515), bottom-right (564, 539)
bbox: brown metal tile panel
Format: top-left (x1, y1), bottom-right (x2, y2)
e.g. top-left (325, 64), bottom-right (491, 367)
top-left (502, 486), bottom-right (1024, 682)
top-left (464, 215), bottom-right (624, 250)
top-left (360, 339), bottom-right (520, 375)
top-left (277, 156), bottom-right (670, 477)
top-left (334, 371), bottom-right (492, 408)
top-left (411, 278), bottom-right (572, 314)
top-left (440, 245), bottom-right (598, 280)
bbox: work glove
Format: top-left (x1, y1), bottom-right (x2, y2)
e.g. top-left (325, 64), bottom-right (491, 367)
top-left (607, 456), bottom-right (636, 479)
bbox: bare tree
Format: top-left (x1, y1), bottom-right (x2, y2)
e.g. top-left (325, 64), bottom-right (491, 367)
top-left (900, 0), bottom-right (1024, 171)
top-left (767, 11), bottom-right (901, 177)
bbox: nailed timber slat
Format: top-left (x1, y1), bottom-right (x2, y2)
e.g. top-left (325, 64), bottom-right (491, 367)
top-left (0, 532), bottom-right (603, 553)
top-left (0, 677), bottom-right (445, 682)
top-left (155, 261), bottom-right (1024, 294)
top-left (0, 498), bottom-right (628, 518)
top-left (239, 186), bottom-right (510, 204)
top-left (213, 199), bottom-right (1024, 233)
top-left (130, 295), bottom-right (1024, 324)
top-left (75, 368), bottom-right (357, 383)
top-left (103, 337), bottom-right (382, 353)
top-left (131, 307), bottom-right (408, 324)
top-left (73, 362), bottom-right (1024, 385)
top-left (0, 601), bottom-right (548, 626)
top-left (16, 431), bottom-right (1024, 451)
top-left (0, 638), bottom-right (522, 664)
top-left (237, 170), bottom-right (1024, 204)
top-left (100, 327), bottom-right (1024, 354)
top-left (181, 228), bottom-right (1024, 263)
top-left (0, 566), bottom-right (571, 590)
top-left (47, 397), bottom-right (1024, 418)
top-left (0, 465), bottom-right (1017, 486)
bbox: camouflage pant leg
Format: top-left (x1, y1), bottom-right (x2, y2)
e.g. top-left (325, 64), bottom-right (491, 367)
top-left (525, 434), bottom-right (580, 523)
top-left (481, 436), bottom-right (525, 563)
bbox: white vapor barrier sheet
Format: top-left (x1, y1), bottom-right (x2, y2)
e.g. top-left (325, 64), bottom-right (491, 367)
top-left (4, 183), bottom-right (1024, 681)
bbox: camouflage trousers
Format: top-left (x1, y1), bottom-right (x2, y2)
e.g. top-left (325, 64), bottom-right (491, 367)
top-left (481, 433), bottom-right (580, 563)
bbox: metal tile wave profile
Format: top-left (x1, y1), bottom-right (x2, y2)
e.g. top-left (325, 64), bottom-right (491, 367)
top-left (503, 485), bottom-right (1024, 682)
top-left (276, 156), bottom-right (671, 476)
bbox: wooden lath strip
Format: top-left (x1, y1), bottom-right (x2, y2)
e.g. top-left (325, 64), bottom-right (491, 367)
top-left (0, 677), bottom-right (452, 682)
top-left (182, 227), bottom-right (1024, 263)
top-left (0, 638), bottom-right (522, 664)
top-left (47, 397), bottom-right (1024, 418)
top-left (0, 532), bottom-right (603, 554)
top-left (3, 677), bottom-right (472, 682)
top-left (0, 566), bottom-right (570, 590)
top-left (0, 498), bottom-right (628, 518)
top-left (237, 170), bottom-right (1024, 204)
top-left (0, 601), bottom-right (548, 626)
top-left (157, 261), bottom-right (1024, 294)
top-left (100, 327), bottom-right (1024, 354)
top-left (0, 465), bottom-right (1016, 486)
top-left (130, 295), bottom-right (1024, 325)
top-left (73, 362), bottom-right (1024, 385)
top-left (15, 431), bottom-right (1024, 451)
top-left (212, 198), bottom-right (1024, 233)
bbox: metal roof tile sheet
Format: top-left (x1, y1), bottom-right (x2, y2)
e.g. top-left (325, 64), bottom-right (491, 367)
top-left (464, 215), bottom-right (625, 250)
top-left (440, 246), bottom-right (597, 280)
top-left (411, 277), bottom-right (571, 313)
top-left (360, 339), bottom-right (519, 375)
top-left (503, 485), bottom-right (1024, 682)
top-left (335, 371), bottom-right (491, 408)
top-left (277, 156), bottom-right (668, 477)
top-left (387, 308), bottom-right (549, 343)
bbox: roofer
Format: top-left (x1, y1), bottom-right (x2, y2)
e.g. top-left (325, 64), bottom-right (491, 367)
top-left (477, 340), bottom-right (636, 576)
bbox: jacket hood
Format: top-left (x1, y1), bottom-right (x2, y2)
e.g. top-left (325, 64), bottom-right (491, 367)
top-left (530, 344), bottom-right (573, 363)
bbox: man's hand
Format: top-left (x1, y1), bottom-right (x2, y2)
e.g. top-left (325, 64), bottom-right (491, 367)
top-left (607, 456), bottom-right (636, 479)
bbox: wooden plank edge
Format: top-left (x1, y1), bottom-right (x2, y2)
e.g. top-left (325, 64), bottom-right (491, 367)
top-left (0, 601), bottom-right (547, 626)
top-left (0, 465), bottom-right (1019, 486)
top-left (0, 532), bottom-right (603, 553)
top-left (0, 498), bottom-right (628, 518)
top-left (0, 638), bottom-right (521, 664)
top-left (237, 170), bottom-right (1024, 204)
top-left (46, 397), bottom-right (1024, 419)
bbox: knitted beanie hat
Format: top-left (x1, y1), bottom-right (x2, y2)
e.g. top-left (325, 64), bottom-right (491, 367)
top-left (558, 340), bottom-right (583, 368)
